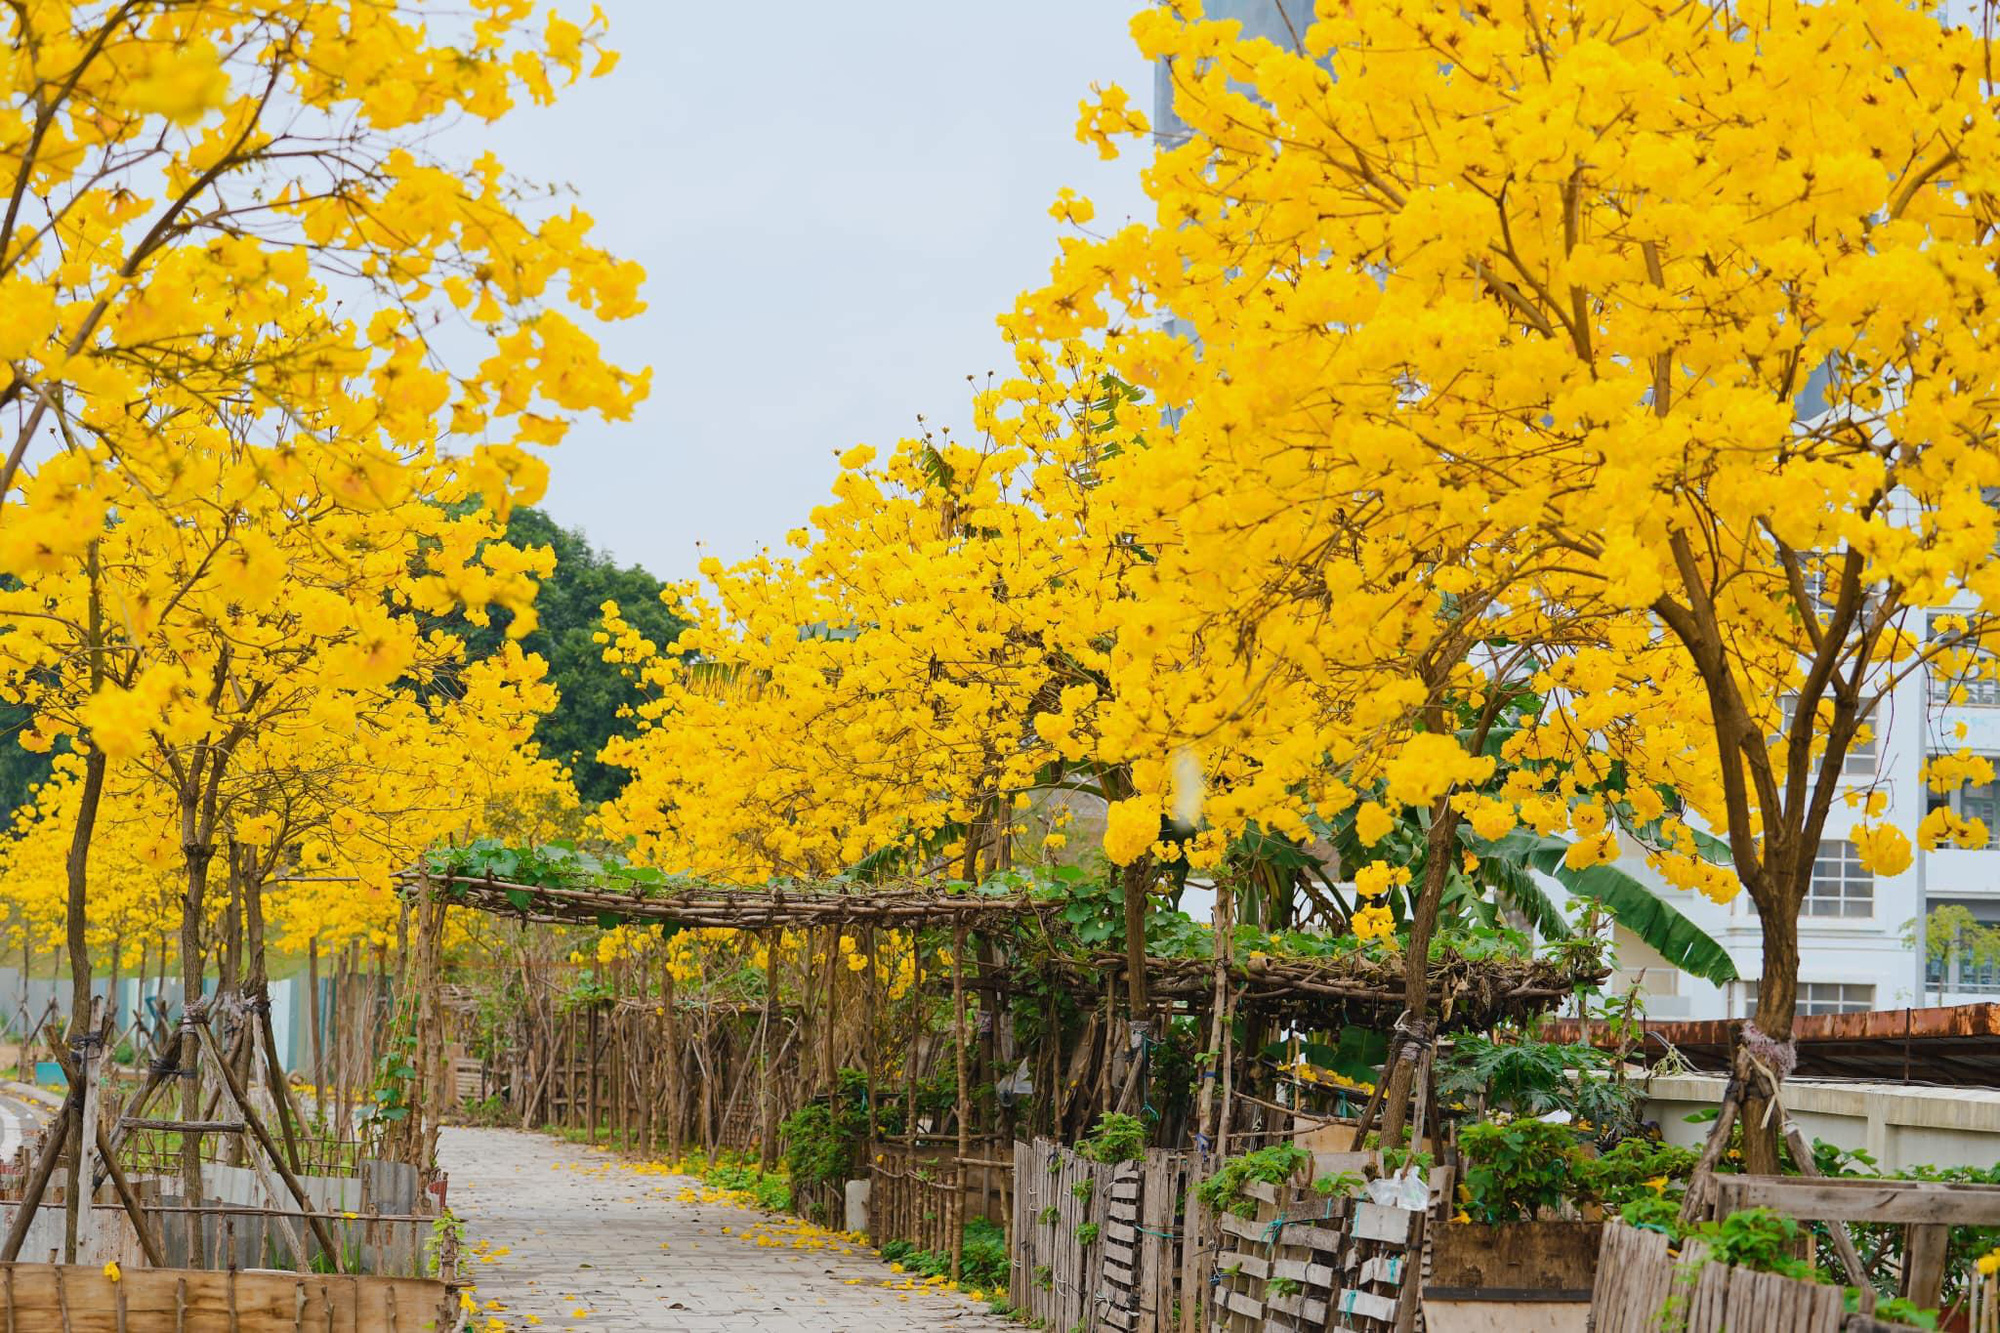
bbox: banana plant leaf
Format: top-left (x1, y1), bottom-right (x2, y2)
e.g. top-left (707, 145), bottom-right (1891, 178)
top-left (1469, 829), bottom-right (1739, 984)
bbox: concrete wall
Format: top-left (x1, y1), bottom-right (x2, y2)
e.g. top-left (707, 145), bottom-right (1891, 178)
top-left (1644, 1074), bottom-right (2000, 1173)
top-left (0, 968), bottom-right (316, 1073)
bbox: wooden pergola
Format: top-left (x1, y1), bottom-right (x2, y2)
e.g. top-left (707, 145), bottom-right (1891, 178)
top-left (411, 871), bottom-right (1047, 931)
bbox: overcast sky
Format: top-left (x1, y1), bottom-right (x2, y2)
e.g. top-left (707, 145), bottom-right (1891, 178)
top-left (483, 3), bottom-right (1154, 584)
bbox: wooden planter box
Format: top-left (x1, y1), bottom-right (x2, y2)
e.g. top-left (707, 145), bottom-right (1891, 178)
top-left (1423, 1221), bottom-right (1601, 1333)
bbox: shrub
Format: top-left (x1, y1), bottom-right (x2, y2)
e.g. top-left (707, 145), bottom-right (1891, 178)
top-left (1688, 1207), bottom-right (1814, 1281)
top-left (1079, 1112), bottom-right (1147, 1164)
top-left (1194, 1144), bottom-right (1311, 1219)
top-left (1579, 1138), bottom-right (1699, 1211)
top-left (779, 1103), bottom-right (855, 1193)
top-left (1457, 1119), bottom-right (1585, 1223)
top-left (880, 1217), bottom-right (1009, 1292)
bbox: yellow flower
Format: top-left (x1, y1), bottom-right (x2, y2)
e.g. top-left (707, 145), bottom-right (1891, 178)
top-left (1351, 904), bottom-right (1394, 942)
top-left (102, 1262), bottom-right (120, 1283)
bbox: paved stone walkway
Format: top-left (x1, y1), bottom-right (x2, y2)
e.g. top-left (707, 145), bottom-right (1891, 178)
top-left (439, 1128), bottom-right (1018, 1333)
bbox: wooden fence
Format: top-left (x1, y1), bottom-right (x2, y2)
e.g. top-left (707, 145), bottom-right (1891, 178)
top-left (869, 1150), bottom-right (959, 1254)
top-left (1590, 1221), bottom-right (1929, 1333)
top-left (0, 1200), bottom-right (446, 1280)
top-left (1009, 1138), bottom-right (1200, 1333)
top-left (0, 1261), bottom-right (455, 1332)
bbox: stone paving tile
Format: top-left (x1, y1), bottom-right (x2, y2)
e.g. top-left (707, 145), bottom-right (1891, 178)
top-left (439, 1127), bottom-right (1020, 1333)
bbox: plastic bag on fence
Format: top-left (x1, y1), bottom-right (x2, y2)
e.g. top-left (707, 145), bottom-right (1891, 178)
top-left (1365, 1164), bottom-right (1428, 1212)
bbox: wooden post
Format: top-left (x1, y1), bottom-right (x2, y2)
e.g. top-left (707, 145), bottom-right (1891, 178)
top-left (759, 928), bottom-right (777, 1170)
top-left (663, 968), bottom-right (682, 1161)
top-left (192, 1012), bottom-right (343, 1269)
top-left (951, 924), bottom-right (969, 1282)
top-left (585, 1003), bottom-right (599, 1147)
top-left (863, 926), bottom-right (879, 1151)
top-left (904, 933), bottom-right (920, 1148)
top-left (93, 1115), bottom-right (165, 1269)
top-left (66, 1002), bottom-right (105, 1263)
top-left (821, 927), bottom-right (838, 1095)
top-left (307, 940), bottom-right (324, 1121)
top-left (1197, 883), bottom-right (1231, 1157)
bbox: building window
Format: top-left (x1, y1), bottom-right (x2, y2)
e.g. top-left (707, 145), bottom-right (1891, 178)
top-left (1805, 839), bottom-right (1873, 918)
top-left (1777, 695), bottom-right (1877, 780)
top-left (1744, 981), bottom-right (1876, 1015)
top-left (1948, 771), bottom-right (2000, 848)
top-left (1844, 729), bottom-right (1877, 779)
top-left (1928, 614), bottom-right (2000, 706)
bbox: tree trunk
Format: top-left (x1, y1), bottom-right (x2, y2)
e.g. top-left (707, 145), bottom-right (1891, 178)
top-left (59, 747), bottom-right (107, 1260)
top-left (176, 763), bottom-right (219, 1265)
top-left (1378, 799), bottom-right (1460, 1152)
top-left (1195, 878), bottom-right (1233, 1155)
top-left (1121, 857), bottom-right (1151, 1018)
top-left (1740, 905), bottom-right (1798, 1175)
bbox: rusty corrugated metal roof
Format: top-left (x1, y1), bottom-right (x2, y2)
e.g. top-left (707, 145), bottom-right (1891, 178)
top-left (1542, 1002), bottom-right (2000, 1086)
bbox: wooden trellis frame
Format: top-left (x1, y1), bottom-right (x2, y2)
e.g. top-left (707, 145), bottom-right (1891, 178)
top-left (1206, 1176), bottom-right (1425, 1333)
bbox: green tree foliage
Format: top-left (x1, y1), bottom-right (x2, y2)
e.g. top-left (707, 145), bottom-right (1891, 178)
top-left (0, 700), bottom-right (54, 822)
top-left (440, 508), bottom-right (684, 806)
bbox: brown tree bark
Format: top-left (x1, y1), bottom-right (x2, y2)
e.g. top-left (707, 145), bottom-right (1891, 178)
top-left (1377, 799), bottom-right (1460, 1153)
top-left (1740, 905), bottom-right (1799, 1175)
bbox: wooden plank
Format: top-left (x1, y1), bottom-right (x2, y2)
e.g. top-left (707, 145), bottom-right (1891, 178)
top-left (1359, 1253), bottom-right (1407, 1287)
top-left (1266, 1290), bottom-right (1328, 1321)
top-left (1222, 1253), bottom-right (1269, 1281)
top-left (1351, 1202), bottom-right (1415, 1244)
top-left (1329, 1287), bottom-right (1398, 1322)
top-left (1904, 1223), bottom-right (1949, 1311)
top-left (1221, 1288), bottom-right (1264, 1318)
top-left (1714, 1175), bottom-right (2000, 1225)
top-left (1271, 1257), bottom-right (1335, 1287)
top-left (1218, 1212), bottom-right (1266, 1243)
top-left (1280, 1223), bottom-right (1347, 1253)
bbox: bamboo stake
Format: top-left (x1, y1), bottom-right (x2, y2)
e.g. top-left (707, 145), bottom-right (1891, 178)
top-left (758, 928), bottom-right (777, 1170)
top-left (951, 923), bottom-right (969, 1282)
top-left (307, 942), bottom-right (324, 1125)
top-left (192, 1012), bottom-right (342, 1270)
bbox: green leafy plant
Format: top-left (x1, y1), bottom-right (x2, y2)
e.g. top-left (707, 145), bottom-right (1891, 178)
top-left (1854, 1294), bottom-right (1938, 1330)
top-left (1071, 1177), bottom-right (1095, 1202)
top-left (1578, 1138), bottom-right (1699, 1211)
top-left (879, 1218), bottom-right (1009, 1292)
top-left (1312, 1170), bottom-right (1365, 1198)
top-left (1079, 1112), bottom-right (1147, 1164)
top-left (1457, 1119), bottom-right (1585, 1223)
top-left (424, 1211), bottom-right (464, 1277)
top-left (1617, 1192), bottom-right (1682, 1233)
top-left (1687, 1208), bottom-right (1814, 1281)
top-left (1077, 1222), bottom-right (1100, 1246)
top-left (1265, 1276), bottom-right (1302, 1299)
top-left (1194, 1144), bottom-right (1311, 1219)
top-left (1380, 1146), bottom-right (1434, 1175)
top-left (1038, 1204), bottom-right (1060, 1226)
top-left (779, 1103), bottom-right (854, 1192)
top-left (1438, 1032), bottom-right (1639, 1137)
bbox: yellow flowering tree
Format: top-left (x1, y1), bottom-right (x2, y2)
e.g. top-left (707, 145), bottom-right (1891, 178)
top-left (1004, 0), bottom-right (2000, 1169)
top-left (0, 0), bottom-right (645, 1203)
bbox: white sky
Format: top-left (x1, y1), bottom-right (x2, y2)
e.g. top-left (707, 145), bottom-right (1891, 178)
top-left (482, 2), bottom-right (1155, 583)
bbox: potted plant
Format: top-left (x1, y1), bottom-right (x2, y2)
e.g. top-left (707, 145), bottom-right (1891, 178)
top-left (1425, 1119), bottom-right (1603, 1332)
